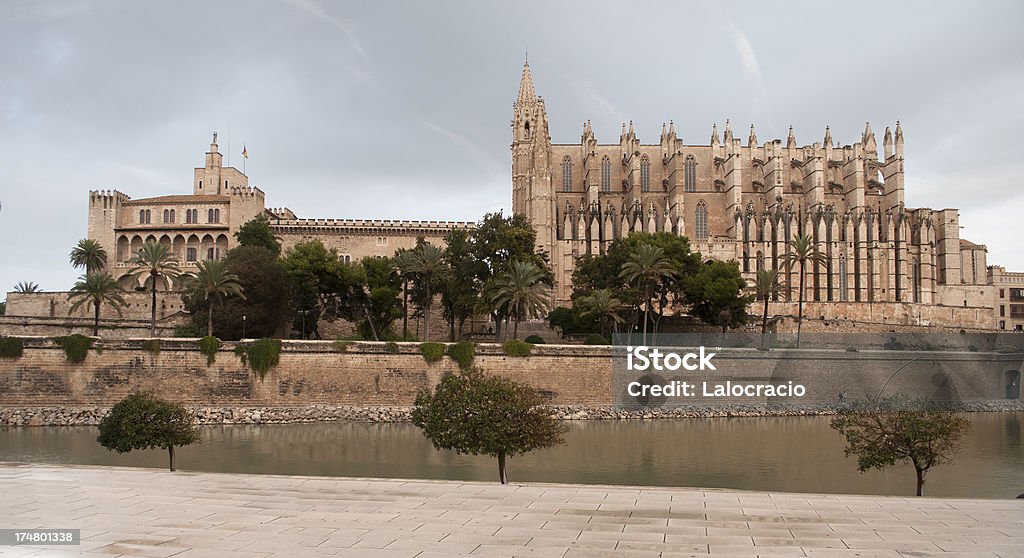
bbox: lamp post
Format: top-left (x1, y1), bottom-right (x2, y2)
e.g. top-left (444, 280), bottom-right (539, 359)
top-left (301, 310), bottom-right (307, 340)
top-left (242, 315), bottom-right (246, 339)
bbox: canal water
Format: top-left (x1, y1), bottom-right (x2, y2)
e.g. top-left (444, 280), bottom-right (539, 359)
top-left (1, 414), bottom-right (1020, 498)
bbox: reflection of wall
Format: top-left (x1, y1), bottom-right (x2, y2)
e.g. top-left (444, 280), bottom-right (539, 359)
top-left (0, 339), bottom-right (1018, 407)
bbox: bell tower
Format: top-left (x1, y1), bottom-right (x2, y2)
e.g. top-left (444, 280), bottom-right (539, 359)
top-left (511, 59), bottom-right (554, 252)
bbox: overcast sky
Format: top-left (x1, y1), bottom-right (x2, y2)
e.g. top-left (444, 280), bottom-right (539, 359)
top-left (2, 0), bottom-right (1022, 295)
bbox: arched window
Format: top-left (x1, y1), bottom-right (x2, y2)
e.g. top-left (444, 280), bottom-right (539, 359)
top-left (186, 247), bottom-right (197, 262)
top-left (163, 209), bottom-right (169, 223)
top-left (684, 155), bottom-right (697, 192)
top-left (145, 209), bottom-right (151, 224)
top-left (695, 200), bottom-right (708, 240)
top-left (214, 209), bottom-right (220, 222)
top-left (562, 156), bottom-right (572, 192)
top-left (169, 209), bottom-right (175, 223)
top-left (640, 156), bottom-right (651, 192)
top-left (838, 255), bottom-right (848, 301)
top-left (191, 209), bottom-right (198, 223)
top-left (208, 209), bottom-right (215, 223)
top-left (912, 259), bottom-right (922, 303)
top-left (600, 157), bottom-right (611, 192)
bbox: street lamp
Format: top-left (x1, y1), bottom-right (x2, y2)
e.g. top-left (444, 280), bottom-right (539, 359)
top-left (242, 315), bottom-right (246, 339)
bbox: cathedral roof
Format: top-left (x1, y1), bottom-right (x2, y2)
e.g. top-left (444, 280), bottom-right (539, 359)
top-left (123, 195), bottom-right (230, 205)
top-left (515, 61), bottom-right (536, 106)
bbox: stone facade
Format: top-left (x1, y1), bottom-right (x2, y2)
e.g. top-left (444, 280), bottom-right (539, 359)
top-left (990, 266), bottom-right (1024, 332)
top-left (510, 62), bottom-right (1010, 331)
top-left (87, 134), bottom-right (473, 290)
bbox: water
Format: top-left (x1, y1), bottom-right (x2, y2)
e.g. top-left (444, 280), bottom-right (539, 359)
top-left (2, 414), bottom-right (1021, 498)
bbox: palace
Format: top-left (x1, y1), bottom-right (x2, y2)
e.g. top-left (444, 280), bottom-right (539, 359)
top-left (510, 61), bottom-right (1004, 330)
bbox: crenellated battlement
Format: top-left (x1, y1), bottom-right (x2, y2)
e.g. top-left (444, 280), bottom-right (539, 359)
top-left (227, 185), bottom-right (265, 200)
top-left (88, 189), bottom-right (130, 207)
top-left (270, 218), bottom-right (474, 230)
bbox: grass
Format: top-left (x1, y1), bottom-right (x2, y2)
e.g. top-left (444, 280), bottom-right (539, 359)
top-left (420, 342), bottom-right (445, 364)
top-left (198, 336), bottom-right (220, 365)
top-left (52, 334), bottom-right (94, 363)
top-left (502, 339), bottom-right (533, 357)
top-left (447, 341), bottom-right (475, 370)
top-left (236, 338), bottom-right (282, 380)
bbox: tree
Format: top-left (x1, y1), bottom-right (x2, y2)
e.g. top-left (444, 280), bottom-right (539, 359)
top-left (69, 239), bottom-right (108, 274)
top-left (411, 368), bottom-right (567, 484)
top-left (183, 259), bottom-right (246, 337)
top-left (234, 214), bottom-right (281, 254)
top-left (13, 281), bottom-right (42, 293)
top-left (67, 272), bottom-right (127, 336)
top-left (685, 260), bottom-right (751, 336)
top-left (831, 396), bottom-right (970, 496)
top-left (440, 229), bottom-right (481, 340)
top-left (97, 392), bottom-right (200, 472)
top-left (392, 249), bottom-right (417, 339)
top-left (753, 269), bottom-right (781, 347)
top-left (127, 240), bottom-right (182, 337)
top-left (619, 244), bottom-right (675, 344)
top-left (340, 256), bottom-right (403, 340)
top-left (779, 234), bottom-right (826, 348)
top-left (280, 240), bottom-right (357, 339)
top-left (183, 246), bottom-right (292, 340)
top-left (577, 288), bottom-right (624, 339)
top-left (407, 243), bottom-right (448, 342)
top-left (490, 261), bottom-right (550, 340)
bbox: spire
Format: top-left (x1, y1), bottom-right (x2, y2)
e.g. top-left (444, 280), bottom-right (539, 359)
top-left (748, 124), bottom-right (757, 147)
top-left (661, 122), bottom-right (667, 138)
top-left (515, 60), bottom-right (536, 107)
top-left (723, 119), bottom-right (733, 143)
top-left (883, 126), bottom-right (893, 160)
top-left (863, 121), bottom-right (877, 153)
top-left (786, 126), bottom-right (796, 149)
top-left (894, 120), bottom-right (904, 157)
top-left (823, 126), bottom-right (832, 146)
top-left (669, 120), bottom-right (676, 136)
top-left (628, 120), bottom-right (635, 136)
top-left (711, 123), bottom-right (719, 146)
top-left (621, 122), bottom-right (627, 139)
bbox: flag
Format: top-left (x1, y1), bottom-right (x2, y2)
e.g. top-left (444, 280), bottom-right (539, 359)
top-left (242, 145), bottom-right (248, 159)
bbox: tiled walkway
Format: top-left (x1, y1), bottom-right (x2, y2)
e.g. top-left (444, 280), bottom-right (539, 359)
top-left (1, 463), bottom-right (1021, 557)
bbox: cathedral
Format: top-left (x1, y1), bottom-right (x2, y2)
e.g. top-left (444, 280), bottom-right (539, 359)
top-left (511, 61), bottom-right (997, 330)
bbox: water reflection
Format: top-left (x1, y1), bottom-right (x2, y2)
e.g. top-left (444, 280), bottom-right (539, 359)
top-left (1, 414), bottom-right (1021, 499)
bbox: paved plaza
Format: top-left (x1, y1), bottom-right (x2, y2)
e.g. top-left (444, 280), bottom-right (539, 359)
top-left (1, 462), bottom-right (1021, 558)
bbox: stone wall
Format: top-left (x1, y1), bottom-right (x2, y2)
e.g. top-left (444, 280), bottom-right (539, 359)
top-left (0, 338), bottom-right (1019, 411)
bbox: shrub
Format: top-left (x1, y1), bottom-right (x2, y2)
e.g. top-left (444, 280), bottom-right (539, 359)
top-left (97, 392), bottom-right (200, 472)
top-left (420, 342), bottom-right (445, 364)
top-left (237, 338), bottom-right (282, 380)
top-left (197, 336), bottom-right (220, 365)
top-left (502, 339), bottom-right (533, 357)
top-left (524, 335), bottom-right (545, 344)
top-left (142, 339), bottom-right (161, 355)
top-left (447, 341), bottom-right (476, 371)
top-left (583, 333), bottom-right (609, 346)
top-left (0, 337), bottom-right (24, 359)
top-left (53, 334), bottom-right (95, 363)
top-left (385, 341), bottom-right (400, 354)
top-left (334, 340), bottom-right (352, 353)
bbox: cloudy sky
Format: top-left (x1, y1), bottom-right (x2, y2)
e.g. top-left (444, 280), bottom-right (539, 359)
top-left (1, 0), bottom-right (1022, 295)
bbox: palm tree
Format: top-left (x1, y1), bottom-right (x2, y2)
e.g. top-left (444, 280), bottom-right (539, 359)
top-left (70, 239), bottom-right (108, 274)
top-left (67, 272), bottom-right (127, 336)
top-left (13, 281), bottom-right (42, 293)
top-left (392, 250), bottom-right (417, 340)
top-left (127, 240), bottom-right (182, 337)
top-left (183, 259), bottom-right (246, 337)
top-left (619, 244), bottom-right (675, 345)
top-left (779, 234), bottom-right (827, 348)
top-left (491, 261), bottom-right (550, 340)
top-left (407, 243), bottom-right (447, 342)
top-left (578, 288), bottom-right (624, 339)
top-left (753, 269), bottom-right (781, 347)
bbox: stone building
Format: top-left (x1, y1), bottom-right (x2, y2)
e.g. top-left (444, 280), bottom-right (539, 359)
top-left (88, 134), bottom-right (472, 289)
top-left (511, 61), bottom-right (1001, 330)
top-left (990, 266), bottom-right (1024, 331)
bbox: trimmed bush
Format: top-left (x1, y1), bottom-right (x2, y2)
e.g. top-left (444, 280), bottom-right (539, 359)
top-left (197, 336), bottom-right (220, 365)
top-left (447, 341), bottom-right (476, 370)
top-left (53, 334), bottom-right (94, 363)
top-left (583, 333), bottom-right (609, 345)
top-left (0, 337), bottom-right (24, 359)
top-left (142, 339), bottom-right (161, 355)
top-left (502, 339), bottom-right (533, 357)
top-left (385, 341), bottom-right (400, 354)
top-left (420, 342), bottom-right (445, 364)
top-left (524, 335), bottom-right (545, 345)
top-left (237, 338), bottom-right (282, 380)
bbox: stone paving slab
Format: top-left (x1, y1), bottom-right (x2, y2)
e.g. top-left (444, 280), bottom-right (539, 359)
top-left (0, 463), bottom-right (1022, 558)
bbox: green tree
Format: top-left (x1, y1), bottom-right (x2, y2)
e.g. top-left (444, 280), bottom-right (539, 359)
top-left (779, 234), bottom-right (827, 348)
top-left (685, 260), bottom-right (751, 336)
top-left (67, 272), bottom-right (127, 336)
top-left (577, 288), bottom-right (624, 339)
top-left (69, 238), bottom-right (108, 274)
top-left (183, 259), bottom-right (246, 337)
top-left (831, 396), bottom-right (970, 496)
top-left (619, 244), bottom-right (675, 344)
top-left (234, 214), bottom-right (281, 254)
top-left (182, 246), bottom-right (292, 340)
top-left (491, 261), bottom-right (550, 340)
top-left (407, 243), bottom-right (448, 342)
top-left (392, 249), bottom-right (418, 339)
top-left (441, 229), bottom-right (481, 340)
top-left (340, 256), bottom-right (403, 340)
top-left (280, 240), bottom-right (357, 339)
top-left (411, 368), bottom-right (567, 484)
top-left (97, 392), bottom-right (200, 472)
top-left (127, 240), bottom-right (182, 337)
top-left (753, 269), bottom-right (781, 347)
top-left (13, 281), bottom-right (42, 293)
